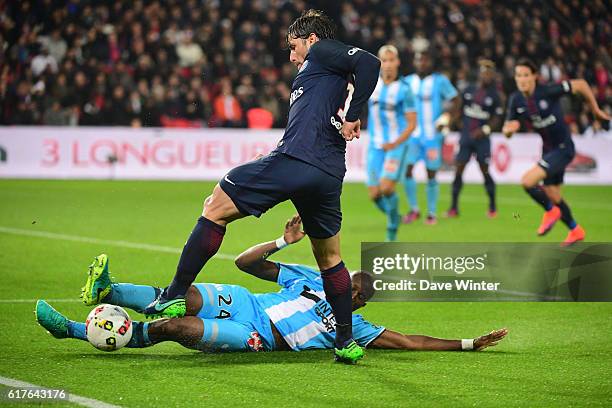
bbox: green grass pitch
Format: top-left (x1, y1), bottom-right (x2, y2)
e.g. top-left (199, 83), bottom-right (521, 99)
top-left (1, 179), bottom-right (611, 407)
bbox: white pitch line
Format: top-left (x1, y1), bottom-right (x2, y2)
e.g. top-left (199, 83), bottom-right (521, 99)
top-left (0, 375), bottom-right (121, 408)
top-left (0, 226), bottom-right (236, 261)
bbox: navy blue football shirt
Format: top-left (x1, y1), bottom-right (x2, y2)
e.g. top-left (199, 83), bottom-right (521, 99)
top-left (461, 84), bottom-right (503, 141)
top-left (506, 81), bottom-right (573, 152)
top-left (274, 39), bottom-right (380, 180)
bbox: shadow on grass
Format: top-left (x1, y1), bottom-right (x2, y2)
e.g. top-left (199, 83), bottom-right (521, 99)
top-left (59, 348), bottom-right (518, 368)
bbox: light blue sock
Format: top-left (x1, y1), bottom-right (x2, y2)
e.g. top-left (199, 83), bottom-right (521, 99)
top-left (67, 321), bottom-right (87, 341)
top-left (126, 321), bottom-right (153, 348)
top-left (373, 196), bottom-right (387, 213)
top-left (385, 192), bottom-right (400, 231)
top-left (404, 177), bottom-right (418, 211)
top-left (105, 283), bottom-right (160, 313)
top-left (426, 178), bottom-right (439, 216)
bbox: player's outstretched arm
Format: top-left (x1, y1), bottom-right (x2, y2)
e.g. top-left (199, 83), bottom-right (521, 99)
top-left (368, 328), bottom-right (508, 351)
top-left (234, 215), bottom-right (306, 282)
top-left (569, 79), bottom-right (611, 122)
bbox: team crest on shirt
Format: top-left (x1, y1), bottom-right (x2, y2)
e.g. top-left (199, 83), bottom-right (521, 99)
top-left (247, 331), bottom-right (263, 351)
top-left (484, 96), bottom-right (493, 106)
top-left (539, 100), bottom-right (549, 110)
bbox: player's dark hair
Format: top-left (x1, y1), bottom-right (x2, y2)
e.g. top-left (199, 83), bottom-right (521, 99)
top-left (286, 9), bottom-right (336, 44)
top-left (515, 58), bottom-right (537, 74)
top-left (354, 271), bottom-right (376, 301)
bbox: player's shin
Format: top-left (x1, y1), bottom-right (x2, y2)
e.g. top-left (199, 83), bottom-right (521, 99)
top-left (373, 196), bottom-right (387, 213)
top-left (524, 186), bottom-right (553, 211)
top-left (557, 199), bottom-right (577, 229)
top-left (106, 284), bottom-right (161, 313)
top-left (403, 177), bottom-right (418, 211)
top-left (166, 216), bottom-right (226, 299)
top-left (426, 178), bottom-right (439, 216)
top-left (451, 174), bottom-right (463, 211)
top-left (321, 261), bottom-right (353, 347)
top-left (484, 173), bottom-right (496, 211)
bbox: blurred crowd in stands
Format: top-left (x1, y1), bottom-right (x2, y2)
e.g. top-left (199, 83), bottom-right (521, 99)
top-left (1, 0), bottom-right (610, 135)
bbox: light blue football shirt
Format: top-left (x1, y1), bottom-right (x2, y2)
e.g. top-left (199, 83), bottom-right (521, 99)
top-left (255, 264), bottom-right (385, 351)
top-left (404, 72), bottom-right (458, 142)
top-left (368, 76), bottom-right (416, 149)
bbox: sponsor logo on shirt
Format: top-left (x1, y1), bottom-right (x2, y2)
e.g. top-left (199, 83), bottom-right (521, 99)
top-left (463, 103), bottom-right (491, 120)
top-left (531, 114), bottom-right (557, 128)
top-left (289, 86), bottom-right (304, 106)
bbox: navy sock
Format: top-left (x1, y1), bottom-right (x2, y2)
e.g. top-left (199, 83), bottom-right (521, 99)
top-left (166, 217), bottom-right (226, 299)
top-left (484, 173), bottom-right (496, 211)
top-left (451, 174), bottom-right (463, 211)
top-left (321, 261), bottom-right (352, 347)
top-left (557, 200), bottom-right (577, 230)
top-left (524, 186), bottom-right (553, 211)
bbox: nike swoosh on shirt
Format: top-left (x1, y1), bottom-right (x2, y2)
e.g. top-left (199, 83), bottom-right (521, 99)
top-left (517, 107), bottom-right (526, 113)
top-left (224, 175), bottom-right (236, 185)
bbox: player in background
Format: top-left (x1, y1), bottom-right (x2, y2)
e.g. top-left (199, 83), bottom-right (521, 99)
top-left (447, 59), bottom-right (503, 218)
top-left (36, 217), bottom-right (508, 354)
top-left (502, 58), bottom-right (610, 246)
top-left (142, 10), bottom-right (381, 364)
top-left (366, 45), bottom-right (417, 241)
top-left (403, 50), bottom-right (459, 225)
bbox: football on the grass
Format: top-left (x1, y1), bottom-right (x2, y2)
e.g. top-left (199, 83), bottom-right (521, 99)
top-left (86, 304), bottom-right (133, 351)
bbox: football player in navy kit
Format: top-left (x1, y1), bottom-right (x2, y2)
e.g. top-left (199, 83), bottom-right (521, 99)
top-left (502, 58), bottom-right (610, 246)
top-left (143, 10), bottom-right (380, 364)
top-left (447, 59), bottom-right (503, 218)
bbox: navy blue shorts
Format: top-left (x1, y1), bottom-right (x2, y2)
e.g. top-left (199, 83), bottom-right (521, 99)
top-left (538, 143), bottom-right (575, 185)
top-left (455, 137), bottom-right (491, 165)
top-left (219, 152), bottom-right (342, 239)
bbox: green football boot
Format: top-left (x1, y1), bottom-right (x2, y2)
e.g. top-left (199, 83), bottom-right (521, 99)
top-left (334, 340), bottom-right (365, 364)
top-left (80, 254), bottom-right (113, 306)
top-left (35, 300), bottom-right (69, 339)
top-left (143, 290), bottom-right (186, 319)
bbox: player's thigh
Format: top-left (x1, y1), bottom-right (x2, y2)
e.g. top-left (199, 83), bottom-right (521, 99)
top-left (406, 138), bottom-right (424, 165)
top-left (218, 152), bottom-right (291, 218)
top-left (521, 165), bottom-right (547, 187)
top-left (366, 147), bottom-right (385, 188)
top-left (380, 144), bottom-right (408, 188)
top-left (424, 139), bottom-right (443, 171)
top-left (540, 147), bottom-right (575, 187)
top-left (309, 233), bottom-right (341, 270)
top-left (193, 283), bottom-right (256, 321)
top-left (199, 318), bottom-right (264, 352)
top-left (475, 138), bottom-right (492, 168)
top-left (290, 167), bottom-right (343, 240)
top-left (202, 184), bottom-right (246, 224)
top-left (455, 141), bottom-right (473, 165)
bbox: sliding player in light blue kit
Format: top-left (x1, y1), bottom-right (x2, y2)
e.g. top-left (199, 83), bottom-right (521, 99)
top-left (403, 50), bottom-right (459, 225)
top-left (367, 45), bottom-right (416, 241)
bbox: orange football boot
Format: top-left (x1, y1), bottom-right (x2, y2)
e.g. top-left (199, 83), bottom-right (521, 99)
top-left (537, 206), bottom-right (561, 236)
top-left (561, 225), bottom-right (586, 247)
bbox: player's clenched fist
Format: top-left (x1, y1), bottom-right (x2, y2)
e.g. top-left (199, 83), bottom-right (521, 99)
top-left (341, 119), bottom-right (361, 141)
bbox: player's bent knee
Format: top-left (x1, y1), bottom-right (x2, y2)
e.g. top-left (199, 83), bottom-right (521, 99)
top-left (380, 182), bottom-right (395, 196)
top-left (185, 286), bottom-right (203, 316)
top-left (202, 184), bottom-right (242, 224)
